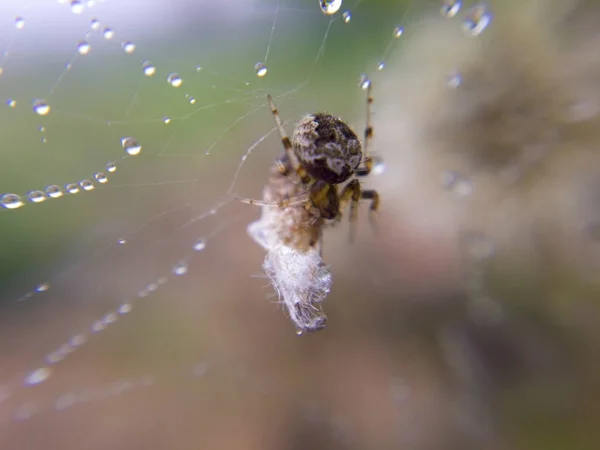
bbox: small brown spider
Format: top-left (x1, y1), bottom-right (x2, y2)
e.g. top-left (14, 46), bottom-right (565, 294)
top-left (242, 84), bottom-right (380, 334)
top-left (241, 83), bottom-right (380, 242)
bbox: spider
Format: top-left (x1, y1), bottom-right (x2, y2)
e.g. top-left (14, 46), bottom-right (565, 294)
top-left (240, 84), bottom-right (381, 334)
top-left (239, 82), bottom-right (380, 248)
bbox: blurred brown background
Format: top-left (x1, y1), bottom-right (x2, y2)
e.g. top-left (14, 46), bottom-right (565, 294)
top-left (1, 1), bottom-right (600, 449)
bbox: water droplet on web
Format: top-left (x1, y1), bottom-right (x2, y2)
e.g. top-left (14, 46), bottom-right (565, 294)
top-left (45, 185), bottom-right (63, 198)
top-left (70, 1), bottom-right (84, 14)
top-left (35, 282), bottom-right (50, 292)
top-left (70, 334), bottom-right (86, 346)
top-left (103, 312), bottom-right (118, 324)
top-left (371, 157), bottom-right (386, 175)
top-left (32, 99), bottom-right (50, 116)
top-left (94, 172), bottom-right (108, 183)
top-left (358, 74), bottom-right (370, 90)
top-left (342, 11), bottom-right (351, 23)
top-left (92, 320), bottom-right (107, 332)
top-left (106, 161), bottom-right (116, 172)
top-left (163, 116), bottom-right (171, 124)
top-left (77, 40), bottom-right (91, 55)
top-left (15, 16), bottom-right (25, 30)
top-left (142, 61), bottom-right (156, 76)
top-left (25, 367), bottom-right (52, 386)
top-left (447, 72), bottom-right (462, 88)
top-left (138, 288), bottom-right (149, 298)
top-left (121, 137), bottom-right (142, 155)
top-left (147, 282), bottom-right (158, 292)
top-left (188, 97), bottom-right (196, 104)
top-left (117, 238), bottom-right (126, 244)
top-left (103, 27), bottom-right (115, 40)
top-left (377, 61), bottom-right (385, 71)
top-left (319, 0), bottom-right (342, 15)
top-left (7, 99), bottom-right (16, 108)
top-left (1, 193), bottom-right (24, 209)
top-left (462, 3), bottom-right (492, 37)
top-left (442, 170), bottom-right (473, 196)
top-left (193, 239), bottom-right (206, 251)
top-left (65, 183), bottom-right (80, 194)
top-left (79, 179), bottom-right (94, 191)
top-left (90, 18), bottom-right (100, 30)
top-left (172, 261), bottom-right (188, 276)
top-left (118, 303), bottom-right (132, 314)
top-left (27, 190), bottom-right (46, 203)
top-left (122, 41), bottom-right (136, 54)
top-left (441, 0), bottom-right (461, 18)
top-left (295, 329), bottom-right (303, 336)
top-left (393, 25), bottom-right (404, 38)
top-left (167, 72), bottom-right (182, 87)
top-left (254, 62), bottom-right (267, 77)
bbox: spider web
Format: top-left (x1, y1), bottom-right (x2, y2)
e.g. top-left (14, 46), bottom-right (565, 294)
top-left (0, 0), bottom-right (487, 448)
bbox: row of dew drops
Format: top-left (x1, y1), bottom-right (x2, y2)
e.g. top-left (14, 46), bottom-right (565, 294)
top-left (0, 138), bottom-right (141, 210)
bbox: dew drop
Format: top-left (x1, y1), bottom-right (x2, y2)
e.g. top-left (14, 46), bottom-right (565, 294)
top-left (46, 352), bottom-right (64, 364)
top-left (462, 3), bottom-right (492, 37)
top-left (167, 72), bottom-right (182, 87)
top-left (92, 320), bottom-right (106, 332)
top-left (121, 137), bottom-right (142, 155)
top-left (147, 282), bottom-right (158, 292)
top-left (27, 190), bottom-right (46, 203)
top-left (1, 193), bottom-right (24, 209)
top-left (117, 238), bottom-right (126, 244)
top-left (172, 261), bottom-right (188, 276)
top-left (77, 40), bottom-right (91, 55)
top-left (163, 116), bottom-right (171, 124)
top-left (193, 239), bottom-right (206, 251)
top-left (254, 62), bottom-right (267, 77)
top-left (25, 367), bottom-right (51, 386)
top-left (447, 72), bottom-right (462, 88)
top-left (65, 183), bottom-right (80, 194)
top-left (157, 277), bottom-right (168, 285)
top-left (94, 172), bottom-right (108, 183)
top-left (358, 74), bottom-right (370, 90)
top-left (45, 185), bottom-right (63, 198)
top-left (90, 18), bottom-right (100, 30)
top-left (138, 289), bottom-right (149, 298)
top-left (102, 27), bottom-right (114, 40)
top-left (342, 11), bottom-right (351, 23)
top-left (296, 329), bottom-right (304, 336)
top-left (70, 0), bottom-right (84, 14)
top-left (442, 170), bottom-right (473, 196)
top-left (372, 157), bottom-right (386, 175)
top-left (319, 0), bottom-right (342, 15)
top-left (122, 41), bottom-right (136, 54)
top-left (103, 312), bottom-right (118, 324)
top-left (188, 96), bottom-right (196, 104)
top-left (106, 161), bottom-right (116, 173)
top-left (441, 0), bottom-right (461, 18)
top-left (118, 303), bottom-right (132, 314)
top-left (7, 99), bottom-right (16, 108)
top-left (377, 61), bottom-right (385, 71)
top-left (142, 61), bottom-right (156, 76)
top-left (15, 16), bottom-right (25, 30)
top-left (79, 179), bottom-right (94, 191)
top-left (70, 334), bottom-right (86, 346)
top-left (35, 282), bottom-right (50, 292)
top-left (393, 25), bottom-right (404, 38)
top-left (32, 99), bottom-right (50, 116)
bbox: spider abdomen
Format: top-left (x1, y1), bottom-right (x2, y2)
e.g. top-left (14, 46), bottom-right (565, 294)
top-left (292, 113), bottom-right (362, 184)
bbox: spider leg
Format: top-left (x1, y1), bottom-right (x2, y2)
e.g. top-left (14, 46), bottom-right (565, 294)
top-left (235, 194), bottom-right (307, 208)
top-left (338, 179), bottom-right (380, 242)
top-left (356, 82), bottom-right (375, 177)
top-left (267, 94), bottom-right (311, 184)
